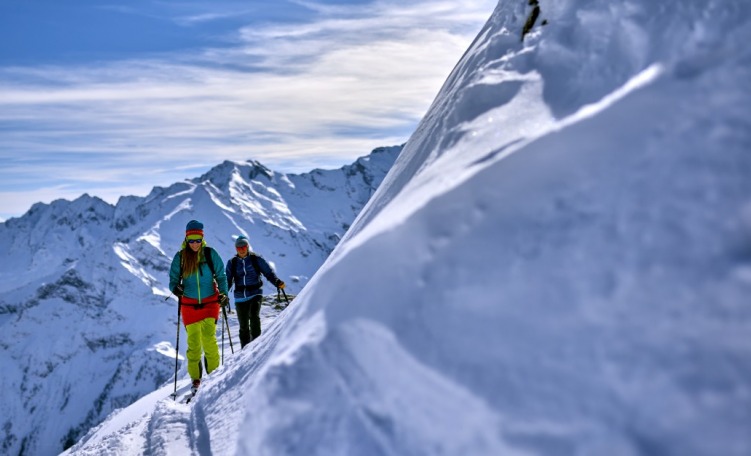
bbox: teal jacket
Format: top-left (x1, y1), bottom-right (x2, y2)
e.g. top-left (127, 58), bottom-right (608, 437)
top-left (169, 246), bottom-right (229, 303)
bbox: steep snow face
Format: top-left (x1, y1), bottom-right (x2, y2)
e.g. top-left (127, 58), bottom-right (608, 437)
top-left (0, 146), bottom-right (399, 456)
top-left (281, 1), bottom-right (751, 454)
top-left (66, 1), bottom-right (749, 455)
top-left (348, 0), bottom-right (750, 243)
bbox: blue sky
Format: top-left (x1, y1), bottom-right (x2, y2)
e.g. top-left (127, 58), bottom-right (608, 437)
top-left (0, 0), bottom-right (496, 221)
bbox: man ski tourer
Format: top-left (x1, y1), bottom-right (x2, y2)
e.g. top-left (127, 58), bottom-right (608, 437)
top-left (225, 235), bottom-right (285, 348)
top-left (169, 220), bottom-right (229, 394)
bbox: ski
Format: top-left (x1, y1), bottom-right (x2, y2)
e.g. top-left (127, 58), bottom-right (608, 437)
top-left (181, 385), bottom-right (199, 404)
top-left (181, 391), bottom-right (197, 404)
top-left (168, 391), bottom-right (193, 403)
top-left (169, 379), bottom-right (197, 403)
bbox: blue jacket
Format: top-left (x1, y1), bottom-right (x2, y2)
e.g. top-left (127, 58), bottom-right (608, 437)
top-left (169, 246), bottom-right (228, 303)
top-left (225, 252), bottom-right (280, 301)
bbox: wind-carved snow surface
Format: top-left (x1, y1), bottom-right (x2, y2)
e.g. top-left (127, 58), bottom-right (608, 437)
top-left (69, 0), bottom-right (750, 455)
top-left (0, 146), bottom-right (399, 456)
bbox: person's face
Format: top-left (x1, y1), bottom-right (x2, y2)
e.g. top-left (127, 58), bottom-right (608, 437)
top-left (187, 238), bottom-right (202, 252)
top-left (236, 245), bottom-right (248, 258)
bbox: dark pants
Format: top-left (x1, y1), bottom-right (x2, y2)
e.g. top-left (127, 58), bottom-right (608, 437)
top-left (236, 295), bottom-right (262, 348)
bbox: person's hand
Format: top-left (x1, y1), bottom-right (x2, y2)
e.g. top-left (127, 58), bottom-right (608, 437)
top-left (172, 284), bottom-right (184, 297)
top-left (275, 279), bottom-right (285, 290)
top-left (218, 293), bottom-right (229, 307)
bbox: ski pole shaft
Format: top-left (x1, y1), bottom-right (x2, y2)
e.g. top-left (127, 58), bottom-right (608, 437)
top-left (223, 305), bottom-right (235, 354)
top-left (173, 300), bottom-right (181, 400)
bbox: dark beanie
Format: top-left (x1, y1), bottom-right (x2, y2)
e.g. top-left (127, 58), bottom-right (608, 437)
top-left (235, 235), bottom-right (249, 248)
top-left (186, 220), bottom-right (204, 237)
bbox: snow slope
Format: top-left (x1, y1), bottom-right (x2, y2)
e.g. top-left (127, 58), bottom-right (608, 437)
top-left (68, 0), bottom-right (751, 455)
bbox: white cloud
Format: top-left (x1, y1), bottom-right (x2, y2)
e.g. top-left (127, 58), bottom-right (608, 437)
top-left (0, 0), bottom-right (497, 218)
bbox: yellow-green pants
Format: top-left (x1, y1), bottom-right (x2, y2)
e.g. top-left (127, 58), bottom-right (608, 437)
top-left (185, 318), bottom-right (220, 380)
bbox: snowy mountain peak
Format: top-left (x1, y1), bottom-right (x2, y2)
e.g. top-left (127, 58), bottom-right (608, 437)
top-left (196, 159), bottom-right (275, 190)
top-left (8, 193), bottom-right (111, 229)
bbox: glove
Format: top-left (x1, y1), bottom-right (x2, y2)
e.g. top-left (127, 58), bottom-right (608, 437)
top-left (218, 293), bottom-right (229, 307)
top-left (172, 284), bottom-right (184, 297)
top-left (275, 279), bottom-right (285, 290)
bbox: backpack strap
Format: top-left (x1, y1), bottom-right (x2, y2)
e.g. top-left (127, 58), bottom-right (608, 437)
top-left (249, 253), bottom-right (261, 276)
top-left (203, 246), bottom-right (216, 278)
top-left (228, 256), bottom-right (238, 290)
top-left (177, 250), bottom-right (184, 283)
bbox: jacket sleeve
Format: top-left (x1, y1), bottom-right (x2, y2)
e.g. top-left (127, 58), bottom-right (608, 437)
top-left (168, 252), bottom-right (182, 291)
top-left (225, 259), bottom-right (234, 291)
top-left (257, 255), bottom-right (280, 285)
top-left (211, 248), bottom-right (229, 295)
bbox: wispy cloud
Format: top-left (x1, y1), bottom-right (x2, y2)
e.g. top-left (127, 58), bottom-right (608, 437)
top-left (0, 0), bottom-right (497, 219)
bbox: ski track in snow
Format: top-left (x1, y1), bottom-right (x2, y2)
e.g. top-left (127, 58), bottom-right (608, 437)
top-left (63, 300), bottom-right (290, 455)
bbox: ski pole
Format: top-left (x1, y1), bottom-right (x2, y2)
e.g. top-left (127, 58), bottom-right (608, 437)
top-left (276, 287), bottom-right (290, 307)
top-left (172, 299), bottom-right (181, 400)
top-left (221, 312), bottom-right (225, 364)
top-left (222, 304), bottom-right (234, 354)
top-left (281, 288), bottom-right (290, 307)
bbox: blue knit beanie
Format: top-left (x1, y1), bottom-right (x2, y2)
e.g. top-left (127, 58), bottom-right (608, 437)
top-left (186, 220), bottom-right (204, 237)
top-left (235, 235), bottom-right (249, 248)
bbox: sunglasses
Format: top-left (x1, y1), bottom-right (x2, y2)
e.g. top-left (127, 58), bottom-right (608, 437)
top-left (187, 239), bottom-right (203, 244)
top-left (236, 245), bottom-right (248, 250)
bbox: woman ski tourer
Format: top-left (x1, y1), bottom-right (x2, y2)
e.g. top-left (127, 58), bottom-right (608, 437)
top-left (169, 220), bottom-right (229, 393)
